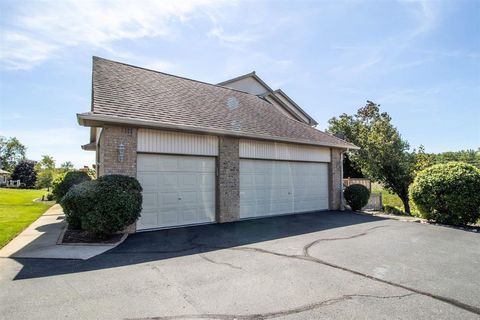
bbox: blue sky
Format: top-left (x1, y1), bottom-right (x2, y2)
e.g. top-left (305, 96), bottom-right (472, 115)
top-left (0, 0), bottom-right (479, 168)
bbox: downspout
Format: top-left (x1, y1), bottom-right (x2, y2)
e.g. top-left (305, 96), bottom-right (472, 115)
top-left (340, 149), bottom-right (347, 211)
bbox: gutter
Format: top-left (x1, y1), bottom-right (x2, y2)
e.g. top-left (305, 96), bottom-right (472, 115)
top-left (77, 113), bottom-right (360, 150)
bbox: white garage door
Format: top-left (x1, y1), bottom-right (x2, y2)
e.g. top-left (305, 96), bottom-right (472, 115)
top-left (137, 154), bottom-right (216, 230)
top-left (240, 159), bottom-right (329, 219)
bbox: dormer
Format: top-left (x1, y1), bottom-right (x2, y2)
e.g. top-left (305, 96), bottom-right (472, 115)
top-left (218, 72), bottom-right (318, 126)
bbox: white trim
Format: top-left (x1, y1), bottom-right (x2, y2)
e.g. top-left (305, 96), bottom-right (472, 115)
top-left (137, 128), bottom-right (218, 156)
top-left (240, 139), bottom-right (331, 162)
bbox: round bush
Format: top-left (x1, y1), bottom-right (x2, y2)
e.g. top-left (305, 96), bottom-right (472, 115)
top-left (344, 184), bottom-right (370, 211)
top-left (52, 171), bottom-right (91, 201)
top-left (60, 180), bottom-right (97, 229)
top-left (81, 175), bottom-right (142, 236)
top-left (410, 162), bottom-right (480, 226)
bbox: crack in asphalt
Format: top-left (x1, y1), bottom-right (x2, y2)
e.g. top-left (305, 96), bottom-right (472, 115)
top-left (190, 225), bottom-right (480, 316)
top-left (228, 226), bottom-right (480, 316)
top-left (301, 225), bottom-right (388, 256)
top-left (128, 293), bottom-right (415, 320)
top-left (199, 254), bottom-right (243, 271)
top-left (120, 225), bottom-right (479, 317)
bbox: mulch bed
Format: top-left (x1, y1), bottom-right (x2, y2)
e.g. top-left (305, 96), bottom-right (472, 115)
top-left (61, 229), bottom-right (125, 244)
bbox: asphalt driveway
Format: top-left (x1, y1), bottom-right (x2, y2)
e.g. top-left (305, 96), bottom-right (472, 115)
top-left (1, 211), bottom-right (479, 319)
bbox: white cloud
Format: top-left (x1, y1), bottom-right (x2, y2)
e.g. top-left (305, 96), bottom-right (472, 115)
top-left (0, 0), bottom-right (228, 70)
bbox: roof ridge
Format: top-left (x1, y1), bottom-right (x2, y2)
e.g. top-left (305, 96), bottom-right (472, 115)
top-left (92, 56), bottom-right (264, 99)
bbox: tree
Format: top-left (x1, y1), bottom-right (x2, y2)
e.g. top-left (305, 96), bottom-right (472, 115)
top-left (412, 145), bottom-right (435, 172)
top-left (0, 137), bottom-right (26, 172)
top-left (60, 161), bottom-right (74, 173)
top-left (327, 101), bottom-right (416, 213)
top-left (11, 160), bottom-right (37, 188)
top-left (435, 149), bottom-right (480, 168)
top-left (35, 155), bottom-right (56, 189)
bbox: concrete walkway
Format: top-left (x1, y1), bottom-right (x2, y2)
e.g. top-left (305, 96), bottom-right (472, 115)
top-left (0, 204), bottom-right (121, 260)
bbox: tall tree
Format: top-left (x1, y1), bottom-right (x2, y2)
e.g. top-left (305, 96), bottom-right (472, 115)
top-left (60, 161), bottom-right (74, 172)
top-left (0, 137), bottom-right (26, 172)
top-left (35, 155), bottom-right (56, 189)
top-left (11, 160), bottom-right (37, 188)
top-left (327, 101), bottom-right (416, 213)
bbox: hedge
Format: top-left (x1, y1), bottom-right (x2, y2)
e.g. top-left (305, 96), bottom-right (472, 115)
top-left (344, 184), bottom-right (370, 211)
top-left (60, 180), bottom-right (97, 229)
top-left (60, 175), bottom-right (143, 237)
top-left (410, 162), bottom-right (480, 226)
top-left (52, 171), bottom-right (91, 201)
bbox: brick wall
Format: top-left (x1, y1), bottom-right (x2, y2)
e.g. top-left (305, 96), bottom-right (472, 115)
top-left (329, 148), bottom-right (343, 210)
top-left (96, 126), bottom-right (138, 233)
top-left (217, 136), bottom-right (240, 222)
top-left (97, 126), bottom-right (137, 177)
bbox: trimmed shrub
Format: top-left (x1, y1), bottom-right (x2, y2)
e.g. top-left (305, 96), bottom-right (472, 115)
top-left (344, 184), bottom-right (370, 211)
top-left (410, 162), bottom-right (480, 226)
top-left (81, 175), bottom-right (142, 236)
top-left (52, 171), bottom-right (91, 201)
top-left (383, 205), bottom-right (405, 216)
top-left (60, 181), bottom-right (97, 229)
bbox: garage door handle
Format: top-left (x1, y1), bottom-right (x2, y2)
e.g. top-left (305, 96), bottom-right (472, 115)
top-left (178, 198), bottom-right (182, 200)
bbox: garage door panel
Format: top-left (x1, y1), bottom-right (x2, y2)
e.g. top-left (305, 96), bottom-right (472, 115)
top-left (137, 154), bottom-right (216, 230)
top-left (198, 174), bottom-right (215, 188)
top-left (137, 173), bottom-right (157, 190)
top-left (158, 158), bottom-right (178, 171)
top-left (159, 192), bottom-right (178, 206)
top-left (137, 210), bottom-right (158, 229)
top-left (158, 173), bottom-right (177, 187)
top-left (240, 159), bottom-right (329, 219)
top-left (142, 192), bottom-right (158, 209)
top-left (137, 156), bottom-right (158, 171)
top-left (198, 191), bottom-right (215, 206)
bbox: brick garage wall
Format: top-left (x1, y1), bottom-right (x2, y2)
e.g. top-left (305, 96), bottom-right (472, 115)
top-left (217, 136), bottom-right (240, 222)
top-left (329, 148), bottom-right (343, 210)
top-left (98, 126), bottom-right (137, 177)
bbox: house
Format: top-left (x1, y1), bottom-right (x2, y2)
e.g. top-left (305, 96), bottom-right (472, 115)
top-left (78, 57), bottom-right (358, 232)
top-left (0, 169), bottom-right (9, 186)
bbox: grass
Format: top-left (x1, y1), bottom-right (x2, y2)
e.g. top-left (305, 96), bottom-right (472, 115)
top-left (371, 183), bottom-right (419, 216)
top-left (0, 188), bottom-right (54, 248)
top-left (372, 183), bottom-right (404, 210)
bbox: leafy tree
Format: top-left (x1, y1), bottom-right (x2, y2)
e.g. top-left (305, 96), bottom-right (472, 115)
top-left (59, 161), bottom-right (75, 174)
top-left (11, 160), bottom-right (37, 188)
top-left (35, 155), bottom-right (56, 189)
top-left (413, 145), bottom-right (436, 172)
top-left (0, 137), bottom-right (26, 172)
top-left (327, 101), bottom-right (415, 213)
top-left (435, 149), bottom-right (480, 168)
top-left (343, 153), bottom-right (364, 178)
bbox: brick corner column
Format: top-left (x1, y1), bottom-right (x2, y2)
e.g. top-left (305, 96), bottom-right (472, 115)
top-left (329, 148), bottom-right (344, 211)
top-left (99, 126), bottom-right (138, 178)
top-left (217, 136), bottom-right (240, 223)
top-left (98, 125), bottom-right (138, 233)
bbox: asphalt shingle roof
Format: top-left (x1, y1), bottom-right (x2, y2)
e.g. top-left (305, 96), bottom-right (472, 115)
top-left (83, 57), bottom-right (356, 149)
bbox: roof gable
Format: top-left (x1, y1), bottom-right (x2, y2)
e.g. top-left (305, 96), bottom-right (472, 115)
top-left (218, 72), bottom-right (317, 126)
top-left (217, 72), bottom-right (272, 96)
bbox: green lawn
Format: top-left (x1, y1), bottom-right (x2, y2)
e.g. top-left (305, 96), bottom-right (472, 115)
top-left (0, 188), bottom-right (54, 248)
top-left (372, 185), bottom-right (404, 210)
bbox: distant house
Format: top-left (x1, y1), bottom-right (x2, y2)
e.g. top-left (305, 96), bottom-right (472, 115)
top-left (77, 57), bottom-right (358, 232)
top-left (0, 169), bottom-right (9, 186)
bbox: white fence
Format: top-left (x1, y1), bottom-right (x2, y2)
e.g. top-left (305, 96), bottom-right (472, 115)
top-left (362, 193), bottom-right (382, 211)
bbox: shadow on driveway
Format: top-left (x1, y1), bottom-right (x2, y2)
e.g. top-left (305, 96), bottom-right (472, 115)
top-left (12, 211), bottom-right (385, 280)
